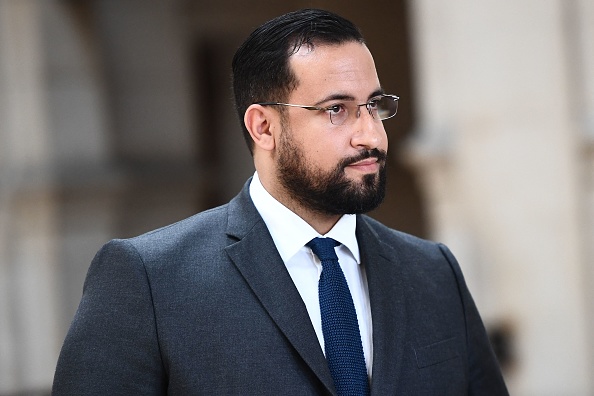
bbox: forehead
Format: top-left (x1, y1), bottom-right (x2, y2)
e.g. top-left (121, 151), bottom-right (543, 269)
top-left (288, 41), bottom-right (381, 101)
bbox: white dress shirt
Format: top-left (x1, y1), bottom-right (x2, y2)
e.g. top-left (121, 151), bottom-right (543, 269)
top-left (249, 172), bottom-right (373, 377)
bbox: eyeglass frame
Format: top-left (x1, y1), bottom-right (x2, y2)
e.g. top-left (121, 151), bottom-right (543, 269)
top-left (255, 94), bottom-right (399, 126)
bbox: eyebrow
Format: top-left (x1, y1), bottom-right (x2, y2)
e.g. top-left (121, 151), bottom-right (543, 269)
top-left (313, 88), bottom-right (385, 106)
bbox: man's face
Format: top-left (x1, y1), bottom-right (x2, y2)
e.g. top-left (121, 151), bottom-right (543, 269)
top-left (274, 41), bottom-right (389, 215)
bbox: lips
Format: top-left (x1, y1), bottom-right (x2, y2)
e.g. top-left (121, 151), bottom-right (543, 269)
top-left (349, 158), bottom-right (378, 166)
top-left (346, 157), bottom-right (380, 173)
top-left (341, 149), bottom-right (387, 172)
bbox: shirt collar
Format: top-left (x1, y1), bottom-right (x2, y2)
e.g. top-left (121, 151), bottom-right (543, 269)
top-left (249, 172), bottom-right (360, 264)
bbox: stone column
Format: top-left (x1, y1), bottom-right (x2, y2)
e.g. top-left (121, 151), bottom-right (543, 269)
top-left (407, 1), bottom-right (592, 395)
top-left (0, 0), bottom-right (117, 392)
top-left (0, 0), bottom-right (60, 392)
top-left (570, 0), bottom-right (594, 381)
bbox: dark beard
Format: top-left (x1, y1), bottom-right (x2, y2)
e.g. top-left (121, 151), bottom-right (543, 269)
top-left (277, 132), bottom-right (387, 216)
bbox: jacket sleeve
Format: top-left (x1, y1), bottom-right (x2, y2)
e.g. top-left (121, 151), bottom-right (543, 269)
top-left (52, 239), bottom-right (167, 395)
top-left (438, 243), bottom-right (509, 396)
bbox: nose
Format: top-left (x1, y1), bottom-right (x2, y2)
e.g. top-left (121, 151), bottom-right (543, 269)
top-left (350, 106), bottom-right (385, 150)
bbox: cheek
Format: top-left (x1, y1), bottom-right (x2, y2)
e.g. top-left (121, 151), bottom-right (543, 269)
top-left (287, 118), bottom-right (360, 169)
top-left (297, 138), bottom-right (340, 173)
top-left (291, 121), bottom-right (334, 156)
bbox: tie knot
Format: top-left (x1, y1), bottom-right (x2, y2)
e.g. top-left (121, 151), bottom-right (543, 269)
top-left (307, 237), bottom-right (340, 261)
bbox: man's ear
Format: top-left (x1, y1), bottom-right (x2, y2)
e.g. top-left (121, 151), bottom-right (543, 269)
top-left (244, 104), bottom-right (276, 151)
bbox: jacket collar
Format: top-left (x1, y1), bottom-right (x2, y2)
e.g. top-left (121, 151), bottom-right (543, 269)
top-left (225, 179), bottom-right (336, 394)
top-left (356, 218), bottom-right (407, 394)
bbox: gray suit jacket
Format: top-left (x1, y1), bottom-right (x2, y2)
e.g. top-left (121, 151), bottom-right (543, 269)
top-left (53, 180), bottom-right (508, 395)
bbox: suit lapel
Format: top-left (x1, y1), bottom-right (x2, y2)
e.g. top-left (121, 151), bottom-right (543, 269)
top-left (224, 182), bottom-right (336, 394)
top-left (356, 217), bottom-right (407, 395)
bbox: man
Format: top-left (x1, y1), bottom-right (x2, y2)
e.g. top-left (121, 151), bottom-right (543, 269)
top-left (53, 9), bottom-right (508, 395)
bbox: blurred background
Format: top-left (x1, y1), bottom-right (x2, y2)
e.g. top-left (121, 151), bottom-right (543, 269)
top-left (0, 0), bottom-right (593, 394)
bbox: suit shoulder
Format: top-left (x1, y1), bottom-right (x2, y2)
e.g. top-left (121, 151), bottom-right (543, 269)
top-left (358, 215), bottom-right (461, 271)
top-left (359, 215), bottom-right (440, 251)
top-left (358, 215), bottom-right (463, 283)
top-left (110, 203), bottom-right (230, 260)
top-left (141, 203), bottom-right (227, 236)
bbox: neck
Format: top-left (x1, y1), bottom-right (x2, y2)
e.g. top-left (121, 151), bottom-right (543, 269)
top-left (283, 200), bottom-right (342, 235)
top-left (258, 171), bottom-right (341, 235)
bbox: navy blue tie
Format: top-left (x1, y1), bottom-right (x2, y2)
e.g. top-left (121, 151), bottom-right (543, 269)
top-left (307, 237), bottom-right (370, 396)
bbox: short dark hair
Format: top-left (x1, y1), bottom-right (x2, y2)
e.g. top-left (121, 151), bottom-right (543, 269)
top-left (232, 9), bottom-right (365, 154)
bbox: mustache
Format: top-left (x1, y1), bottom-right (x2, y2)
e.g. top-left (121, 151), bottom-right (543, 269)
top-left (340, 148), bottom-right (388, 169)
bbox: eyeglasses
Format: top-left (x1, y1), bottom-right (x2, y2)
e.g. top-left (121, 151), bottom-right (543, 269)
top-left (256, 94), bottom-right (399, 126)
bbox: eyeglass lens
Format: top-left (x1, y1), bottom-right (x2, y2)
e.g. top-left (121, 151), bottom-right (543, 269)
top-left (330, 96), bottom-right (398, 125)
